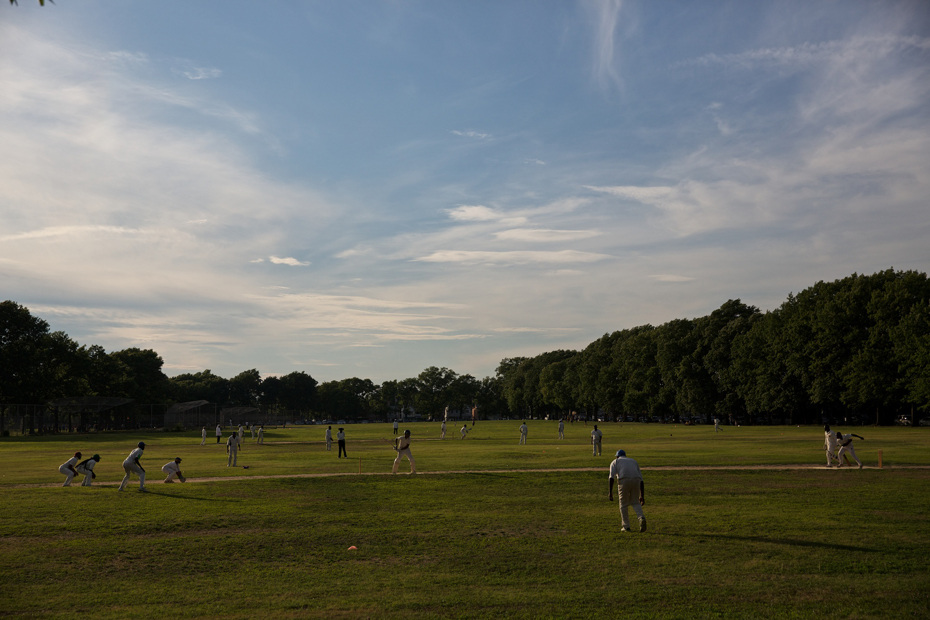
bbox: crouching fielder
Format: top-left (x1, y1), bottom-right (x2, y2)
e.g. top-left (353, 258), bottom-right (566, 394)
top-left (608, 449), bottom-right (647, 533)
top-left (162, 457), bottom-right (187, 482)
top-left (75, 454), bottom-right (100, 486)
top-left (59, 451), bottom-right (82, 487)
top-left (119, 442), bottom-right (146, 492)
top-left (392, 429), bottom-right (416, 474)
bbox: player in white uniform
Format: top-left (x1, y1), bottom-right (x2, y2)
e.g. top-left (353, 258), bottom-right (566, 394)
top-left (325, 426), bottom-right (333, 451)
top-left (558, 419), bottom-right (564, 440)
top-left (440, 420), bottom-right (446, 439)
top-left (59, 452), bottom-right (82, 487)
top-left (257, 425), bottom-right (265, 444)
top-left (714, 418), bottom-right (721, 432)
top-left (337, 428), bottom-right (347, 458)
top-left (118, 442), bottom-right (146, 491)
top-left (201, 427), bottom-right (207, 445)
top-left (75, 454), bottom-right (100, 486)
top-left (392, 429), bottom-right (416, 475)
top-left (608, 449), bottom-right (646, 532)
top-left (519, 422), bottom-right (528, 445)
top-left (460, 424), bottom-right (468, 439)
top-left (835, 431), bottom-right (864, 468)
top-left (226, 432), bottom-right (241, 466)
top-left (162, 457), bottom-right (187, 482)
top-left (824, 425), bottom-right (839, 467)
top-left (591, 425), bottom-right (603, 456)
top-left (215, 424), bottom-right (222, 444)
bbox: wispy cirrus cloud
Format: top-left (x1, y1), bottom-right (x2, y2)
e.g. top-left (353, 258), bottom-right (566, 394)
top-left (415, 250), bottom-right (611, 265)
top-left (493, 228), bottom-right (601, 243)
top-left (451, 129), bottom-right (491, 140)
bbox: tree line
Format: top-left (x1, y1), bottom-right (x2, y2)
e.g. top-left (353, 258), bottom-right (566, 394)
top-left (1, 269), bottom-right (928, 433)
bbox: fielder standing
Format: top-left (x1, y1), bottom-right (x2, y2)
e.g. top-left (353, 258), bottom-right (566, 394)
top-left (824, 425), bottom-right (839, 467)
top-left (201, 427), bottom-right (207, 445)
top-left (325, 425), bottom-right (333, 451)
top-left (392, 429), bottom-right (416, 475)
top-left (337, 427), bottom-right (347, 458)
top-left (162, 457), bottom-right (187, 482)
top-left (591, 424), bottom-right (603, 456)
top-left (216, 424), bottom-right (222, 444)
top-left (59, 451), bottom-right (82, 487)
top-left (226, 432), bottom-right (241, 467)
top-left (519, 421), bottom-right (528, 445)
top-left (75, 454), bottom-right (100, 486)
top-left (257, 425), bottom-right (265, 444)
top-left (118, 442), bottom-right (147, 492)
top-left (558, 419), bottom-right (564, 440)
top-left (608, 449), bottom-right (646, 533)
top-left (440, 420), bottom-right (446, 439)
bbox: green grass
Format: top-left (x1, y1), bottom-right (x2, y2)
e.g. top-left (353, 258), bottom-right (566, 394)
top-left (1, 422), bottom-right (929, 618)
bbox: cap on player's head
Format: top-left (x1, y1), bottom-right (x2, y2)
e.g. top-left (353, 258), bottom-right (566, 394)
top-left (824, 425), bottom-right (830, 432)
top-left (836, 431), bottom-right (843, 438)
top-left (175, 457), bottom-right (182, 463)
top-left (616, 449), bottom-right (626, 458)
top-left (74, 451), bottom-right (82, 458)
top-left (339, 427), bottom-right (344, 431)
top-left (92, 454), bottom-right (101, 461)
top-left (404, 429), bottom-right (411, 436)
top-left (138, 441), bottom-right (146, 449)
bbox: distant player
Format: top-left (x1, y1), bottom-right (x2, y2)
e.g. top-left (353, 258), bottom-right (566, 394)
top-left (519, 421), bottom-right (528, 445)
top-left (460, 424), bottom-right (468, 439)
top-left (392, 429), bottom-right (416, 475)
top-left (714, 418), bottom-right (721, 433)
top-left (325, 425), bottom-right (333, 451)
top-left (558, 419), bottom-right (564, 440)
top-left (441, 420), bottom-right (446, 439)
top-left (162, 457), bottom-right (187, 483)
top-left (608, 449), bottom-right (646, 533)
top-left (201, 426), bottom-right (207, 445)
top-left (257, 425), bottom-right (265, 444)
top-left (591, 425), bottom-right (603, 456)
top-left (393, 419), bottom-right (399, 435)
top-left (226, 432), bottom-right (241, 467)
top-left (59, 451), bottom-right (82, 487)
top-left (75, 454), bottom-right (100, 487)
top-left (836, 431), bottom-right (864, 469)
top-left (118, 442), bottom-right (146, 492)
top-left (216, 424), bottom-right (222, 444)
top-left (337, 427), bottom-right (347, 458)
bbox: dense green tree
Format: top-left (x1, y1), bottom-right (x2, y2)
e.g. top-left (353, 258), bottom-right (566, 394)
top-left (227, 369), bottom-right (262, 407)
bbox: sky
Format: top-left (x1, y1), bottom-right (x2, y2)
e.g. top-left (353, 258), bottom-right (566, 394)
top-left (2, 1), bottom-right (929, 384)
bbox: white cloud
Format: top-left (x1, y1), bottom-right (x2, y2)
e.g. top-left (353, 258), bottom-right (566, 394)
top-left (415, 250), bottom-right (611, 265)
top-left (451, 129), bottom-right (491, 140)
top-left (494, 229), bottom-right (601, 243)
top-left (269, 256), bottom-right (310, 267)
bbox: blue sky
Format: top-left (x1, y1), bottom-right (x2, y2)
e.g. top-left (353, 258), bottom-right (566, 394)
top-left (2, 1), bottom-right (928, 383)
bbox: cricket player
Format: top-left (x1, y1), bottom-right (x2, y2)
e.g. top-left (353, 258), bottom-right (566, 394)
top-left (714, 418), bottom-right (721, 432)
top-left (257, 425), bottom-right (265, 444)
top-left (238, 424), bottom-right (244, 441)
top-left (216, 424), bottom-right (222, 444)
top-left (201, 427), bottom-right (207, 445)
top-left (608, 449), bottom-right (646, 533)
top-left (227, 432), bottom-right (241, 466)
top-left (118, 442), bottom-right (146, 492)
top-left (824, 425), bottom-right (839, 467)
top-left (325, 425), bottom-right (333, 451)
top-left (591, 425), bottom-right (603, 456)
top-left (440, 420), bottom-right (446, 439)
top-left (75, 454), bottom-right (100, 486)
top-left (460, 424), bottom-right (468, 439)
top-left (519, 421), bottom-right (528, 445)
top-left (558, 419), bottom-right (564, 439)
top-left (59, 451), bottom-right (82, 487)
top-left (337, 427), bottom-right (347, 458)
top-left (836, 431), bottom-right (864, 468)
top-left (392, 429), bottom-right (416, 475)
top-left (393, 419), bottom-right (399, 435)
top-left (162, 457), bottom-right (187, 482)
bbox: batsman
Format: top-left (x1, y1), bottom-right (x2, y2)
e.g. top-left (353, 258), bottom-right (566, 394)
top-left (392, 429), bottom-right (416, 475)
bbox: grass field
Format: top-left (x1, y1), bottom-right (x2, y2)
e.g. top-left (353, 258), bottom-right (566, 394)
top-left (1, 421), bottom-right (929, 618)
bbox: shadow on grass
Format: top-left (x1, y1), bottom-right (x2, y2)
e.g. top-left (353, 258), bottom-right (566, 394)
top-left (666, 532), bottom-right (878, 552)
top-left (142, 490), bottom-right (240, 503)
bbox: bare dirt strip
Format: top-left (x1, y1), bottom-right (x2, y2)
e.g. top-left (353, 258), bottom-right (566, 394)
top-left (9, 464), bottom-right (930, 489)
